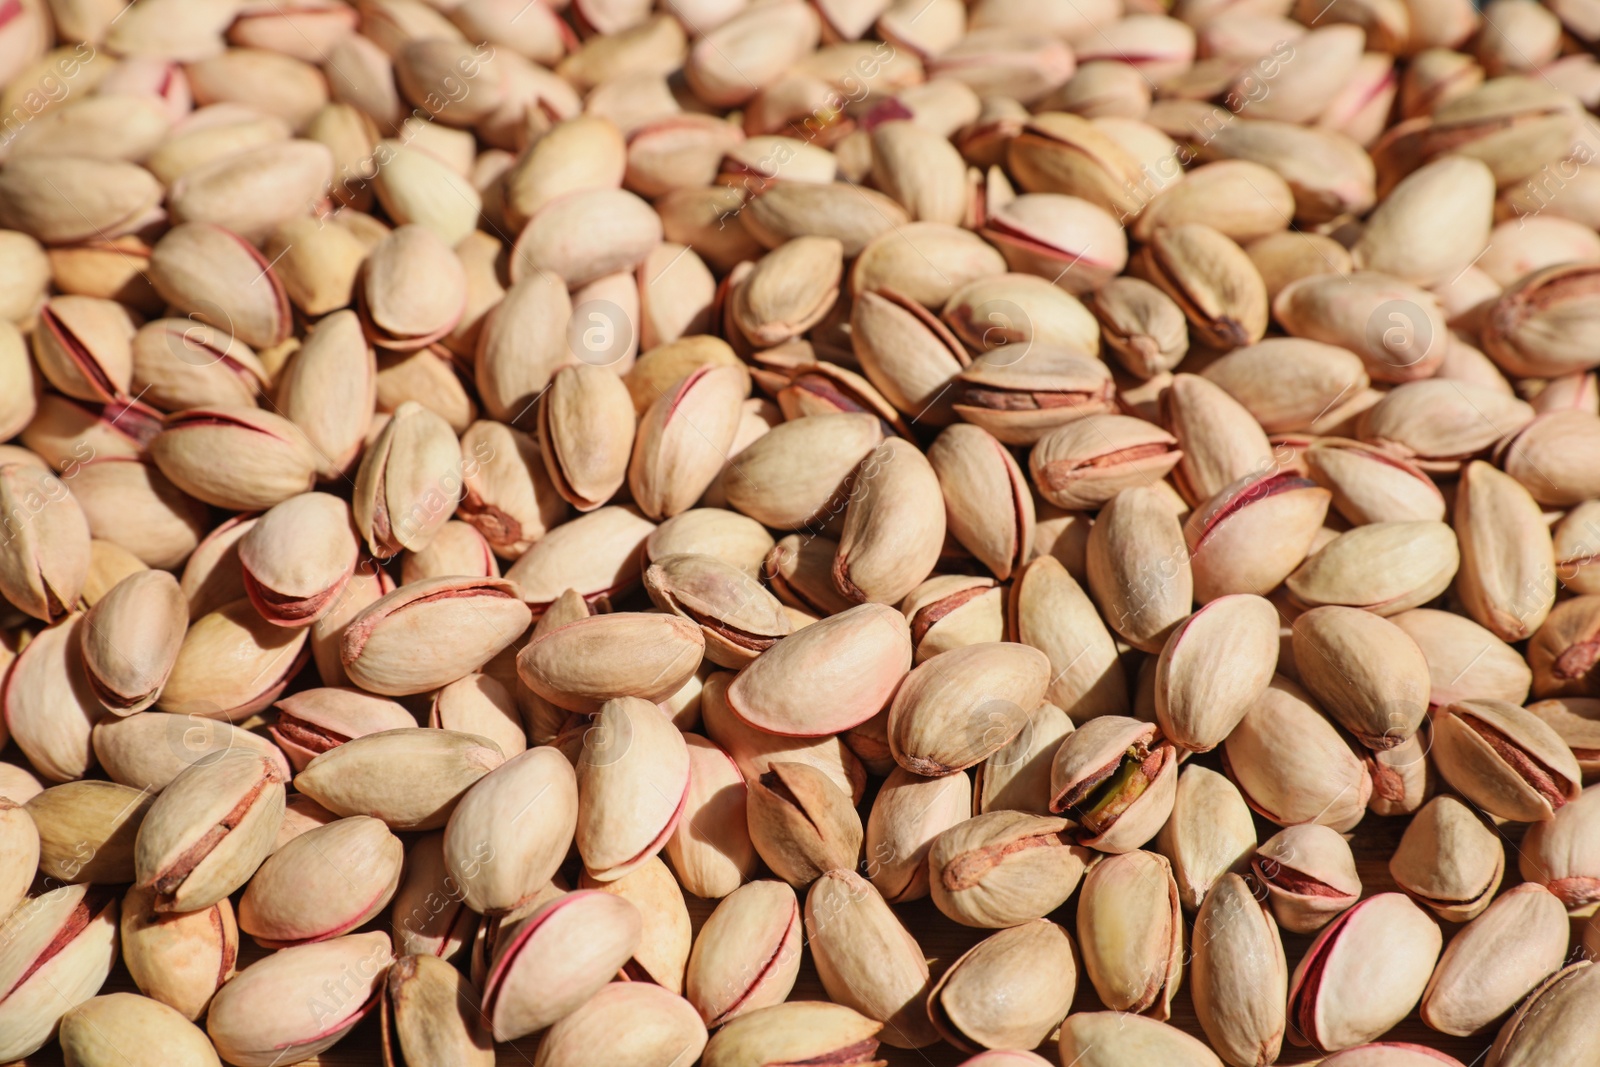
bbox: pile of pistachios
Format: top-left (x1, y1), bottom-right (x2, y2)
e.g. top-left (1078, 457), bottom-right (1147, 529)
top-left (5, 0), bottom-right (1600, 1063)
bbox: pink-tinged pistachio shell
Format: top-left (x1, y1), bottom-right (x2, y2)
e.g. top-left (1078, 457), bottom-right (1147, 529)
top-left (4, 614), bottom-right (100, 781)
top-left (147, 222), bottom-right (292, 350)
top-left (686, 879), bottom-right (801, 1027)
top-left (80, 569), bottom-right (186, 715)
top-left (0, 884), bottom-right (119, 1063)
top-left (1421, 882), bottom-right (1569, 1036)
top-left (206, 932), bottom-right (394, 1067)
top-left (644, 554), bottom-right (790, 670)
top-left (576, 695), bottom-right (691, 881)
top-left (1155, 594), bottom-right (1279, 752)
top-left (268, 687), bottom-right (418, 772)
top-left (359, 224), bottom-right (468, 351)
top-left (389, 831), bottom-right (478, 962)
top-left (1050, 715), bottom-right (1179, 854)
top-left (1320, 1045), bottom-right (1467, 1066)
top-left (833, 436), bottom-right (946, 605)
top-left (1059, 1013), bottom-right (1223, 1067)
top-left (537, 362), bottom-right (636, 512)
top-left (1077, 849), bottom-right (1184, 1019)
top-left (927, 919), bottom-right (1077, 1053)
top-left (120, 885), bottom-right (239, 1021)
top-left (149, 406), bottom-right (320, 511)
top-left (0, 156), bottom-right (165, 245)
top-left (353, 400), bottom-right (464, 558)
top-left (629, 364), bottom-right (746, 521)
top-left (0, 462), bottom-right (90, 622)
top-left (727, 602), bottom-right (912, 737)
top-left (93, 711), bottom-right (288, 792)
top-left (1304, 439), bottom-right (1446, 526)
top-left (295, 728), bottom-right (505, 832)
top-left (157, 598), bottom-right (309, 721)
top-left (134, 748), bottom-right (287, 913)
top-left (1186, 469), bottom-right (1333, 603)
top-left (1029, 414), bottom-right (1182, 511)
top-left (1286, 893), bottom-right (1442, 1053)
top-left (480, 889), bottom-right (642, 1041)
top-left (1292, 606), bottom-right (1432, 750)
top-left (928, 423), bottom-right (1035, 581)
top-left (238, 815), bottom-right (404, 948)
top-left (866, 766), bottom-right (972, 904)
top-left (1223, 675), bottom-right (1373, 832)
top-left (277, 310), bottom-right (376, 477)
top-left (575, 855), bottom-right (692, 993)
top-left (1251, 823), bottom-right (1362, 935)
top-left (928, 810), bottom-right (1090, 929)
top-left (1154, 762), bottom-right (1256, 913)
top-left (1487, 961), bottom-right (1600, 1067)
top-left (1009, 555), bottom-right (1126, 723)
top-left (238, 492), bottom-right (360, 626)
top-left (1519, 784), bottom-right (1600, 913)
top-left (518, 612), bottom-right (704, 713)
top-left (701, 1001), bottom-right (885, 1067)
top-left (443, 746), bottom-right (578, 915)
top-left (1429, 698), bottom-right (1581, 822)
top-left (701, 673), bottom-right (867, 804)
top-left (720, 412), bottom-right (884, 530)
top-left (888, 642), bottom-right (1050, 777)
top-left (24, 776), bottom-right (151, 886)
top-left (342, 577), bottom-right (531, 696)
top-left (504, 505), bottom-right (657, 615)
top-left (0, 801), bottom-right (35, 922)
top-left (509, 187), bottom-right (663, 289)
top-left (32, 294), bottom-right (135, 404)
top-left (529, 981), bottom-right (707, 1067)
top-left (666, 734), bottom-right (758, 900)
top-left (1389, 794), bottom-right (1503, 922)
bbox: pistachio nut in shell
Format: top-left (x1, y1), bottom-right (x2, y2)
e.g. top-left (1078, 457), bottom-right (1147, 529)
top-left (119, 886), bottom-right (238, 1020)
top-left (576, 696), bottom-right (691, 881)
top-left (1274, 271), bottom-right (1448, 384)
top-left (747, 761), bottom-right (862, 889)
top-left (1286, 521), bottom-right (1460, 615)
top-left (1421, 881), bottom-right (1569, 1036)
top-left (1388, 794), bottom-right (1504, 922)
top-left (804, 869), bottom-right (939, 1049)
top-left (644, 553), bottom-right (791, 669)
top-left (1525, 697), bottom-right (1600, 777)
top-left (530, 982), bottom-right (707, 1067)
top-left (0, 463), bottom-right (90, 624)
top-left (1077, 849), bottom-right (1184, 1018)
top-left (238, 815), bottom-right (404, 948)
top-left (353, 400), bottom-right (465, 558)
top-left (1191, 872), bottom-right (1288, 1067)
top-left (904, 575), bottom-right (1006, 665)
top-left (148, 407), bottom-right (320, 512)
top-left (727, 602), bottom-right (911, 737)
top-left (1059, 1012), bottom-right (1224, 1067)
top-left (833, 436), bottom-right (946, 606)
top-left (665, 733), bottom-right (758, 900)
top-left (1154, 594), bottom-right (1278, 752)
top-left (865, 765), bottom-right (971, 903)
top-left (3, 613), bottom-right (101, 782)
top-left (205, 932), bottom-right (394, 1067)
top-left (685, 879), bottom-right (803, 1028)
top-left (294, 728), bottom-right (505, 832)
top-left (1487, 960), bottom-right (1600, 1067)
top-left (268, 687), bottom-right (417, 773)
top-left (1029, 413), bottom-right (1181, 512)
top-left (944, 345), bottom-right (1115, 449)
top-left (1186, 468), bottom-right (1332, 603)
top-left (59, 992), bottom-right (222, 1067)
top-left (443, 745), bottom-right (578, 915)
top-left (1482, 262), bottom-right (1600, 379)
top-left (25, 779), bottom-right (152, 884)
top-left (237, 492), bottom-right (360, 627)
top-left (1430, 699), bottom-right (1581, 821)
top-left (629, 363), bottom-right (746, 520)
top-left (1008, 555), bottom-right (1126, 722)
top-left (701, 1001), bottom-right (884, 1067)
top-left (80, 568), bottom-right (186, 714)
top-left (1519, 784), bottom-right (1600, 914)
top-left (928, 810), bottom-right (1091, 928)
top-left (343, 577), bottom-right (532, 696)
top-left (1085, 485), bottom-right (1194, 652)
top-left (0, 884), bottom-right (119, 1063)
top-left (1454, 460), bottom-right (1555, 643)
top-left (1286, 892), bottom-right (1442, 1053)
top-left (517, 611), bottom-right (705, 713)
top-left (928, 919), bottom-right (1077, 1052)
top-left (1292, 606), bottom-right (1431, 749)
top-left (701, 671), bottom-right (867, 805)
top-left (1391, 608), bottom-right (1531, 709)
top-left (1251, 823), bottom-right (1362, 934)
top-left (1134, 223), bottom-right (1269, 349)
top-left (888, 642), bottom-right (1050, 776)
top-left (1155, 763), bottom-right (1257, 913)
top-left (381, 953), bottom-right (494, 1067)
top-left (479, 888), bottom-right (642, 1041)
top-left (1527, 595), bottom-right (1600, 700)
top-left (388, 831), bottom-right (476, 963)
top-left (536, 362), bottom-right (635, 512)
top-left (1050, 715), bottom-right (1179, 853)
top-left (0, 801), bottom-right (35, 920)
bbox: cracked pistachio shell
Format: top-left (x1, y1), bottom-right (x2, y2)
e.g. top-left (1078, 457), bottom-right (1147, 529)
top-left (1060, 1011), bottom-right (1224, 1067)
top-left (3, 613), bottom-right (99, 781)
top-left (851, 288), bottom-right (969, 427)
top-left (1454, 460), bottom-right (1555, 642)
top-left (1519, 784), bottom-right (1600, 913)
top-left (576, 696), bottom-right (691, 881)
top-left (1389, 795), bottom-right (1504, 922)
top-left (1155, 764), bottom-right (1257, 913)
top-left (1422, 882), bottom-right (1569, 1036)
top-left (134, 748), bottom-right (287, 913)
top-left (1134, 223), bottom-right (1268, 350)
top-left (928, 423), bottom-right (1035, 582)
top-left (644, 553), bottom-right (791, 669)
top-left (1286, 893), bottom-right (1442, 1053)
top-left (388, 831), bottom-right (476, 962)
top-left (730, 236), bottom-right (843, 347)
top-left (80, 568), bottom-right (186, 715)
top-left (0, 884), bottom-right (119, 1063)
top-left (833, 437), bottom-right (944, 606)
top-left (294, 728), bottom-right (505, 832)
top-left (950, 346), bottom-right (1118, 447)
top-left (904, 575), bottom-right (1005, 664)
top-left (458, 419), bottom-right (569, 560)
top-left (577, 856), bottom-right (692, 993)
top-left (511, 187), bottom-right (663, 290)
top-left (1031, 414), bottom-right (1181, 512)
top-left (866, 766), bottom-right (971, 904)
top-left (381, 954), bottom-right (494, 1067)
top-left (238, 815), bottom-right (404, 948)
top-left (1528, 596), bottom-right (1600, 700)
top-left (929, 919), bottom-right (1077, 1052)
top-left (1155, 594), bottom-right (1279, 752)
top-left (149, 407), bottom-right (320, 512)
top-left (746, 761), bottom-right (862, 889)
top-left (980, 192), bottom-right (1128, 294)
top-left (767, 534), bottom-right (854, 617)
top-left (887, 642), bottom-right (1050, 776)
top-left (1292, 606), bottom-right (1431, 749)
top-left (404, 522), bottom-right (501, 584)
top-left (206, 932), bottom-right (394, 1067)
top-left (442, 746), bottom-right (577, 916)
top-left (269, 687), bottom-right (418, 772)
top-left (122, 881), bottom-right (237, 1020)
top-left (1086, 485), bottom-right (1194, 652)
top-left (0, 463), bottom-right (89, 623)
top-left (1357, 382), bottom-right (1532, 473)
top-left (1009, 556), bottom-right (1125, 722)
top-left (343, 577), bottom-right (532, 696)
top-left (1251, 823), bottom-right (1362, 935)
top-left (1222, 675), bottom-right (1373, 832)
top-left (647, 509), bottom-right (775, 580)
top-left (1078, 849), bottom-right (1184, 1019)
top-left (31, 295), bottom-right (136, 404)
top-left (1482, 262), bottom-right (1600, 379)
top-left (275, 310), bottom-right (376, 477)
top-left (928, 810), bottom-right (1091, 928)
top-left (1488, 960), bottom-right (1600, 1067)
top-left (1287, 521), bottom-right (1459, 615)
top-left (60, 993), bottom-right (222, 1067)
top-left (239, 492), bottom-right (359, 627)
top-left (93, 712), bottom-right (289, 793)
top-left (1318, 1047), bottom-right (1467, 1067)
top-left (1303, 438), bottom-right (1445, 526)
top-left (1186, 469), bottom-right (1332, 603)
top-left (1430, 699), bottom-right (1581, 822)
top-left (722, 412), bottom-right (883, 530)
top-left (686, 880), bottom-right (802, 1028)
top-left (1051, 715), bottom-right (1180, 854)
top-left (805, 869), bottom-right (938, 1050)
top-left (531, 982), bottom-right (707, 1067)
top-left (1163, 373), bottom-right (1274, 507)
top-left (726, 602), bottom-right (911, 737)
top-left (1525, 698), bottom-right (1600, 777)
top-left (1366, 728), bottom-right (1438, 818)
top-left (518, 611), bottom-right (704, 713)
top-left (0, 801), bottom-right (35, 920)
top-left (702, 1001), bottom-right (883, 1067)
top-left (629, 364), bottom-right (746, 521)
top-left (1006, 112), bottom-right (1148, 216)
top-left (25, 779), bottom-right (153, 884)
top-left (1191, 872), bottom-right (1288, 1067)
top-left (148, 222), bottom-right (292, 350)
top-left (665, 734), bottom-right (757, 900)
top-left (701, 672), bottom-right (866, 804)
top-left (353, 400), bottom-right (464, 558)
top-left (536, 363), bottom-right (635, 512)
top-left (480, 889), bottom-right (641, 1041)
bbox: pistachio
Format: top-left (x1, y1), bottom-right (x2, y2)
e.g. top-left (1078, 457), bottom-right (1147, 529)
top-left (747, 761), bottom-right (863, 888)
top-left (928, 919), bottom-right (1077, 1052)
top-left (518, 611), bottom-right (704, 713)
top-left (1156, 764), bottom-right (1257, 913)
top-left (343, 577), bottom-right (531, 696)
top-left (865, 766), bottom-right (971, 903)
top-left (1429, 699), bottom-right (1581, 821)
top-left (0, 884), bottom-right (119, 1063)
top-left (1488, 960), bottom-right (1600, 1067)
top-left (1060, 1011), bottom-right (1225, 1067)
top-left (1192, 872), bottom-right (1288, 1067)
top-left (1155, 594), bottom-right (1279, 752)
top-left (575, 696), bottom-right (691, 881)
top-left (1389, 794), bottom-right (1504, 922)
top-left (1252, 823), bottom-right (1362, 934)
top-left (928, 810), bottom-right (1090, 928)
top-left (1087, 485), bottom-right (1194, 651)
top-left (1291, 606), bottom-right (1432, 749)
top-left (951, 348), bottom-right (1117, 447)
top-left (60, 993), bottom-right (222, 1067)
top-left (702, 1001), bottom-right (884, 1067)
top-left (238, 815), bottom-right (404, 947)
top-left (294, 728), bottom-right (505, 831)
top-left (381, 954), bottom-right (494, 1067)
top-left (1077, 849), bottom-right (1184, 1018)
top-left (530, 982), bottom-right (707, 1067)
top-left (25, 779), bottom-right (152, 884)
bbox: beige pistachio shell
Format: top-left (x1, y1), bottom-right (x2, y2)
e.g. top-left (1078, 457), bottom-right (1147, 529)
top-left (1155, 764), bottom-right (1257, 913)
top-left (25, 778), bottom-right (153, 884)
top-left (1389, 794), bottom-right (1504, 922)
top-left (529, 982), bottom-right (707, 1067)
top-left (1059, 1011), bottom-right (1224, 1067)
top-left (928, 810), bottom-right (1090, 928)
top-left (1155, 594), bottom-right (1278, 752)
top-left (1422, 882), bottom-right (1569, 1036)
top-left (1292, 606), bottom-right (1431, 749)
top-left (80, 568), bottom-right (186, 714)
top-left (293, 728), bottom-right (505, 832)
top-left (1251, 823), bottom-right (1362, 934)
top-left (60, 993), bottom-right (222, 1067)
top-left (865, 766), bottom-right (972, 903)
top-left (701, 1000), bottom-right (883, 1067)
top-left (576, 696), bottom-right (691, 881)
top-left (443, 746), bottom-right (577, 915)
top-left (1429, 699), bottom-right (1581, 822)
top-left (518, 611), bottom-right (704, 713)
top-left (1191, 872), bottom-right (1287, 1067)
top-left (381, 953), bottom-right (494, 1067)
top-left (343, 577), bottom-right (532, 696)
top-left (119, 886), bottom-right (239, 1020)
top-left (1077, 849), bottom-right (1184, 1019)
top-left (928, 919), bottom-right (1077, 1052)
top-left (238, 815), bottom-right (404, 947)
top-left (0, 884), bottom-right (119, 1063)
